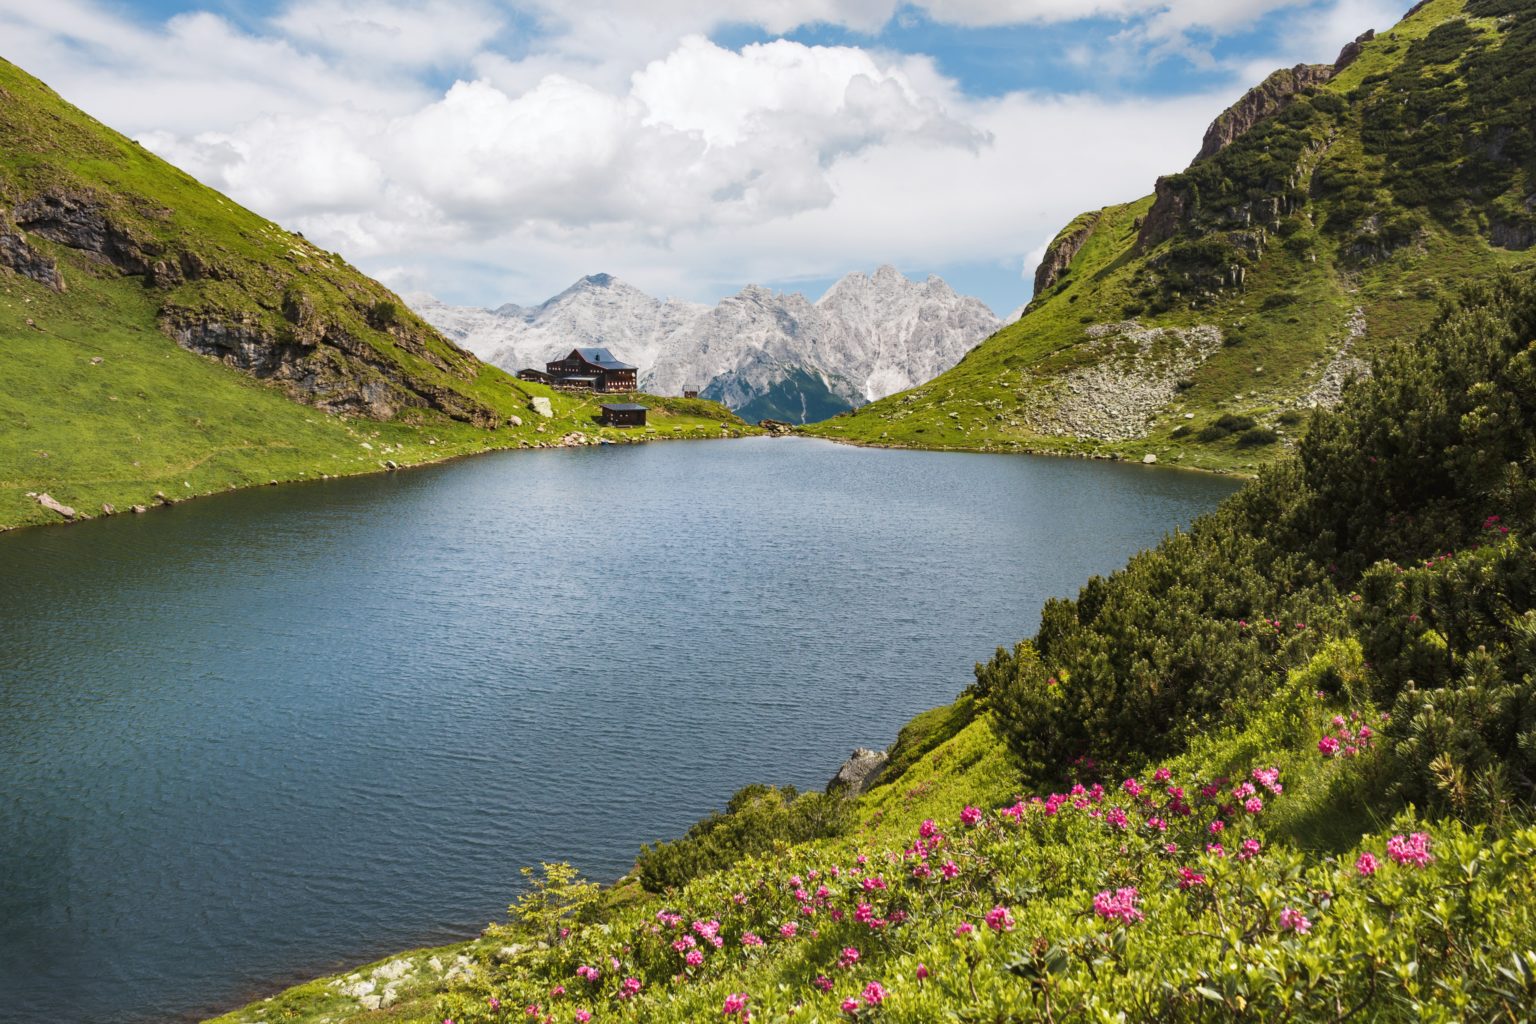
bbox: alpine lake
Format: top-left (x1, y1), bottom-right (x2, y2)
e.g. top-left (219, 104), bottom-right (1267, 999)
top-left (0, 437), bottom-right (1240, 1023)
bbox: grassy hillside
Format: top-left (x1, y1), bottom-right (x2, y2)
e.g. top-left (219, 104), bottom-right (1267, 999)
top-left (0, 59), bottom-right (752, 531)
top-left (208, 272), bottom-right (1536, 1022)
top-left (806, 0), bottom-right (1536, 473)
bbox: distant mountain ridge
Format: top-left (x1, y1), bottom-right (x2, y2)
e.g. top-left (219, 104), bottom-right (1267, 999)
top-left (411, 266), bottom-right (1002, 423)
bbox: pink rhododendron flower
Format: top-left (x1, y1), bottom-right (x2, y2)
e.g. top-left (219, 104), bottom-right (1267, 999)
top-left (618, 977), bottom-right (641, 1000)
top-left (985, 905), bottom-right (1016, 932)
top-left (960, 805), bottom-right (983, 826)
top-left (1356, 852), bottom-right (1379, 877)
top-left (1092, 887), bottom-right (1143, 924)
top-left (1208, 820), bottom-right (1225, 834)
top-left (915, 963), bottom-right (929, 981)
top-left (1147, 816), bottom-right (1168, 833)
top-left (685, 950), bottom-right (703, 966)
top-left (940, 860), bottom-right (960, 879)
top-left (862, 982), bottom-right (887, 1006)
top-left (575, 1012), bottom-right (591, 1023)
top-left (1318, 737), bottom-right (1341, 757)
top-left (837, 947), bottom-right (861, 969)
top-left (1206, 842), bottom-right (1226, 857)
top-left (841, 997), bottom-right (860, 1014)
top-left (814, 976), bottom-right (834, 992)
top-left (741, 932), bottom-right (764, 947)
top-left (1244, 797), bottom-right (1264, 814)
top-left (1178, 867), bottom-right (1206, 890)
top-left (1279, 907), bottom-right (1311, 934)
top-left (1238, 838), bottom-right (1262, 861)
top-left (779, 922), bottom-right (798, 938)
top-left (723, 993), bottom-right (750, 1016)
top-left (1387, 832), bottom-right (1434, 867)
top-left (1122, 777), bottom-right (1143, 797)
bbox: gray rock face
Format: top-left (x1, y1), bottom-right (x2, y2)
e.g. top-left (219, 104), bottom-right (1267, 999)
top-left (827, 748), bottom-right (888, 797)
top-left (0, 209), bottom-right (65, 292)
top-left (1333, 29), bottom-right (1376, 73)
top-left (530, 396), bottom-right (553, 418)
top-left (1192, 64), bottom-right (1335, 166)
top-left (1033, 213), bottom-right (1101, 298)
top-left (411, 266), bottom-right (1001, 416)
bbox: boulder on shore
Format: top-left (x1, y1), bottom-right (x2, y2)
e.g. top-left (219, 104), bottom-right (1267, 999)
top-left (36, 493), bottom-right (76, 519)
top-left (827, 748), bottom-right (888, 797)
top-left (530, 396), bottom-right (553, 418)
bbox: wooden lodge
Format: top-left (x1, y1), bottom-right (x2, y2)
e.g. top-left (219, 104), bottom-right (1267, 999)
top-left (599, 403), bottom-right (648, 427)
top-left (527, 347), bottom-right (639, 394)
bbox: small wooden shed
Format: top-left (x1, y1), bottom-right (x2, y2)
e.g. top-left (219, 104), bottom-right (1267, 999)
top-left (599, 403), bottom-right (648, 427)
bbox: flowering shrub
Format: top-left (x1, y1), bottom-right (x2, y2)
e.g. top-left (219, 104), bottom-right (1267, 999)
top-left (305, 280), bottom-right (1536, 1024)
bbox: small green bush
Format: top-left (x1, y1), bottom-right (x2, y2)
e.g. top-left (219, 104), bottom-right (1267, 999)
top-left (1236, 427), bottom-right (1279, 447)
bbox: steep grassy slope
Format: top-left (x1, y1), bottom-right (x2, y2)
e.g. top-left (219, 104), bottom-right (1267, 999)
top-left (0, 59), bottom-right (751, 530)
top-left (210, 274), bottom-right (1536, 1023)
top-left (807, 0), bottom-right (1536, 472)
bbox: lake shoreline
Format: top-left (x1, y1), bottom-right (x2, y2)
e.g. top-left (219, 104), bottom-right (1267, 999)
top-left (0, 424), bottom-right (760, 536)
top-left (1, 436), bottom-right (1240, 1024)
top-left (801, 430), bottom-right (1258, 480)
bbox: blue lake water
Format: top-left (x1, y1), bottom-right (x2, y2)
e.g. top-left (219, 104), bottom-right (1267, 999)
top-left (0, 437), bottom-right (1239, 1023)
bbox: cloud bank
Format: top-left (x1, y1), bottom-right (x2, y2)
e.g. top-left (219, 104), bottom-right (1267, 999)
top-left (0, 0), bottom-right (1407, 309)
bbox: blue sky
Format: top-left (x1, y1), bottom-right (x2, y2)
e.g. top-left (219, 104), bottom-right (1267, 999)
top-left (2, 0), bottom-right (1408, 313)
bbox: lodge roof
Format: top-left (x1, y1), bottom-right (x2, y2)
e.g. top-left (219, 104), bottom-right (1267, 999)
top-left (571, 347), bottom-right (637, 371)
top-left (600, 403), bottom-right (649, 412)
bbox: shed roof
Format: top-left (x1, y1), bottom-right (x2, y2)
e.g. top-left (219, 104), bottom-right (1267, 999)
top-left (572, 347), bottom-right (638, 371)
top-left (600, 403), bottom-right (649, 412)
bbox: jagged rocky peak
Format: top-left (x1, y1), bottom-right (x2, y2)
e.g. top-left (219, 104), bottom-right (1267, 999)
top-left (411, 266), bottom-right (1004, 423)
top-left (1192, 63), bottom-right (1335, 165)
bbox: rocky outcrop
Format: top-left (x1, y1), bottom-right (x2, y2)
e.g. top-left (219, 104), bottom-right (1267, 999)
top-left (12, 192), bottom-right (159, 275)
top-left (1192, 64), bottom-right (1334, 165)
top-left (1033, 212), bottom-right (1101, 298)
top-left (1491, 218), bottom-right (1536, 251)
top-left (1137, 62), bottom-right (1335, 254)
top-left (827, 748), bottom-right (888, 797)
top-left (0, 206), bottom-right (65, 291)
top-left (1333, 30), bottom-right (1376, 73)
top-left (3, 184), bottom-right (501, 426)
top-left (1135, 176), bottom-right (1191, 252)
top-left (161, 310), bottom-right (500, 426)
